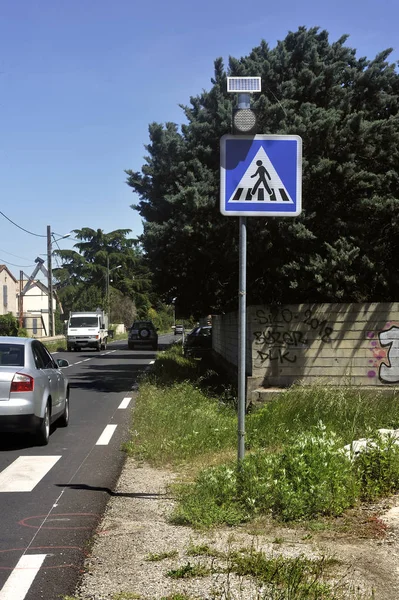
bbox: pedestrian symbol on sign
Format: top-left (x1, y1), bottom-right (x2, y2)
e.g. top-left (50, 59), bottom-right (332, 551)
top-left (251, 160), bottom-right (272, 197)
top-left (227, 146), bottom-right (294, 204)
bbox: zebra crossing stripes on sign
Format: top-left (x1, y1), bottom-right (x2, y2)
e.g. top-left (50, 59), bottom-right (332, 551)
top-left (220, 134), bottom-right (302, 217)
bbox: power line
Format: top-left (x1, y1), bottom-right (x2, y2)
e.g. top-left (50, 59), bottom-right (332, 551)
top-left (0, 247), bottom-right (32, 261)
top-left (0, 211), bottom-right (47, 237)
top-left (0, 257), bottom-right (35, 268)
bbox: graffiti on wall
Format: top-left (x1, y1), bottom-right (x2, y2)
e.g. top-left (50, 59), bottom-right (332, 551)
top-left (254, 308), bottom-right (334, 366)
top-left (367, 324), bottom-right (399, 384)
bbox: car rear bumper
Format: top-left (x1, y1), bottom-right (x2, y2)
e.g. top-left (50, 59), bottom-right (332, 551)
top-left (0, 413), bottom-right (41, 432)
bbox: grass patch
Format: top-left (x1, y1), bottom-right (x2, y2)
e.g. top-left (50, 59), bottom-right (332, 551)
top-left (186, 543), bottom-right (220, 557)
top-left (44, 338), bottom-right (67, 353)
top-left (228, 549), bottom-right (345, 599)
top-left (166, 562), bottom-right (210, 579)
top-left (123, 379), bottom-right (237, 464)
top-left (126, 346), bottom-right (399, 529)
top-left (146, 550), bottom-right (178, 561)
top-left (246, 383), bottom-right (399, 449)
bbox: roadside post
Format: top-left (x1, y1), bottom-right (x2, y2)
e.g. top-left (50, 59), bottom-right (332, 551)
top-left (220, 77), bottom-right (302, 462)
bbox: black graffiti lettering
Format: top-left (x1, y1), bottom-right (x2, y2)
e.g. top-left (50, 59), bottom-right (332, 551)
top-left (303, 309), bottom-right (312, 325)
top-left (303, 310), bottom-right (333, 342)
top-left (282, 308), bottom-right (293, 323)
top-left (263, 330), bottom-right (280, 345)
top-left (293, 331), bottom-right (308, 346)
top-left (256, 350), bottom-right (269, 363)
top-left (321, 327), bottom-right (333, 343)
top-left (256, 309), bottom-right (269, 325)
top-left (256, 349), bottom-right (297, 364)
top-left (282, 331), bottom-right (293, 344)
top-left (279, 349), bottom-right (297, 363)
top-left (254, 331), bottom-right (263, 343)
top-left (317, 319), bottom-right (327, 336)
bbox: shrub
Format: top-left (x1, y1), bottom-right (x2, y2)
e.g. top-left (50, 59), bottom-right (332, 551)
top-left (173, 424), bottom-right (358, 526)
top-left (353, 432), bottom-right (399, 501)
top-left (0, 313), bottom-right (18, 336)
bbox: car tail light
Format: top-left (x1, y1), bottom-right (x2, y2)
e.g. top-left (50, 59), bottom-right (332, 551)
top-left (10, 373), bottom-right (34, 393)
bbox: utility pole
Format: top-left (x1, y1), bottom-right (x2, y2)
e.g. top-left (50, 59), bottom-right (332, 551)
top-left (106, 255), bottom-right (110, 317)
top-left (106, 257), bottom-right (122, 319)
top-left (47, 225), bottom-right (54, 337)
top-left (19, 270), bottom-right (24, 328)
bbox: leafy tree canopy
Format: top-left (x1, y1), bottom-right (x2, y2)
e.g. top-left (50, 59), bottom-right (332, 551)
top-left (53, 228), bottom-right (153, 321)
top-left (126, 26), bottom-right (399, 317)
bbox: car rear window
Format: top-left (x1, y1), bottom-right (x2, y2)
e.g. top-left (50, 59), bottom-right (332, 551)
top-left (132, 322), bottom-right (154, 329)
top-left (0, 344), bottom-right (24, 367)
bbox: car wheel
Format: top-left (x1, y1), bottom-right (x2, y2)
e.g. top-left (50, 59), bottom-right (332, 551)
top-left (36, 401), bottom-right (50, 446)
top-left (102, 339), bottom-right (107, 350)
top-left (96, 342), bottom-right (101, 351)
top-left (59, 391), bottom-right (69, 427)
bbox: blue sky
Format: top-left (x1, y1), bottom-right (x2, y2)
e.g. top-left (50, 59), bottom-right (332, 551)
top-left (0, 0), bottom-right (398, 283)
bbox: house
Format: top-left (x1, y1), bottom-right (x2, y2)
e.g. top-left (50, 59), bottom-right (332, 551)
top-left (0, 265), bottom-right (18, 316)
top-left (20, 278), bottom-right (56, 337)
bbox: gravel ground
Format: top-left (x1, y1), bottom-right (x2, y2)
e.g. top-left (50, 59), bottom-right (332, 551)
top-left (75, 456), bottom-right (399, 600)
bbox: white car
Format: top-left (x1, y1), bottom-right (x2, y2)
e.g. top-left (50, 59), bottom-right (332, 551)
top-left (0, 337), bottom-right (70, 445)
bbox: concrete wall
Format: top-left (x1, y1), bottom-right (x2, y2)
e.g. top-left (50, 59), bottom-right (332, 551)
top-left (212, 303), bottom-right (399, 392)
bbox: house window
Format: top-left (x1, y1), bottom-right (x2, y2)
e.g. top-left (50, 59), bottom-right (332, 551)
top-left (33, 319), bottom-right (38, 335)
top-left (3, 285), bottom-right (7, 308)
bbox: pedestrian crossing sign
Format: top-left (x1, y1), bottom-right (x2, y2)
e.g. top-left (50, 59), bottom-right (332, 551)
top-left (220, 134), bottom-right (302, 216)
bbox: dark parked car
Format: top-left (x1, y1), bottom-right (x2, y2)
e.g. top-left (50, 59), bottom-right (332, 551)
top-left (128, 321), bottom-right (158, 350)
top-left (183, 325), bottom-right (212, 358)
top-left (0, 337), bottom-right (70, 445)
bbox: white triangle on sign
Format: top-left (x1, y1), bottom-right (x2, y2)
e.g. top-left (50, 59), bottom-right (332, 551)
top-left (228, 146), bottom-right (293, 204)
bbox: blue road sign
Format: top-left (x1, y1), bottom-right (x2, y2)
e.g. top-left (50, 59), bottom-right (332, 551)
top-left (220, 134), bottom-right (302, 217)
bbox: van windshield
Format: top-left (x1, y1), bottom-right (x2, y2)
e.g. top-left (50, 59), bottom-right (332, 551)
top-left (69, 317), bottom-right (99, 327)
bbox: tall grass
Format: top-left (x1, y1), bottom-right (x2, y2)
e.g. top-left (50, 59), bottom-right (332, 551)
top-left (247, 383), bottom-right (399, 448)
top-left (123, 379), bottom-right (237, 464)
top-left (126, 346), bottom-right (399, 526)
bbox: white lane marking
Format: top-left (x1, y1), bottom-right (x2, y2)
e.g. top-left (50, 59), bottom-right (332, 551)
top-left (118, 397), bottom-right (131, 409)
top-left (0, 553), bottom-right (47, 599)
top-left (82, 358), bottom-right (91, 362)
top-left (74, 360), bottom-right (83, 364)
top-left (149, 360), bottom-right (155, 364)
top-left (0, 456), bottom-right (61, 493)
top-left (96, 425), bottom-right (117, 445)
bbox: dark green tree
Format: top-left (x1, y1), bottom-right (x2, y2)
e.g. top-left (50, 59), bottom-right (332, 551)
top-left (53, 228), bottom-right (153, 319)
top-left (126, 27), bottom-right (399, 316)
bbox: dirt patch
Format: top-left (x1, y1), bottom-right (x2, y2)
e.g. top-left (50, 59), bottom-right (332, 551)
top-left (76, 458), bottom-right (399, 600)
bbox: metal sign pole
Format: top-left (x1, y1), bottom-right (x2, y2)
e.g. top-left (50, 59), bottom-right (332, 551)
top-left (238, 215), bottom-right (247, 461)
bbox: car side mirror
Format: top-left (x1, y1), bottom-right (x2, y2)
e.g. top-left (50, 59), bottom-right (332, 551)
top-left (56, 358), bottom-right (69, 368)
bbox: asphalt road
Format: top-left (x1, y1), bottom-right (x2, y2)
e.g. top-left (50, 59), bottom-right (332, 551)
top-left (0, 334), bottom-right (176, 600)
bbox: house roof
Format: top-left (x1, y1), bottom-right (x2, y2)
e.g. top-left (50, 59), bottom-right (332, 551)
top-left (0, 265), bottom-right (18, 283)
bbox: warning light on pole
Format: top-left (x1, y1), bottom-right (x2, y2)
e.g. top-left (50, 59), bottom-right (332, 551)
top-left (227, 77), bottom-right (261, 135)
